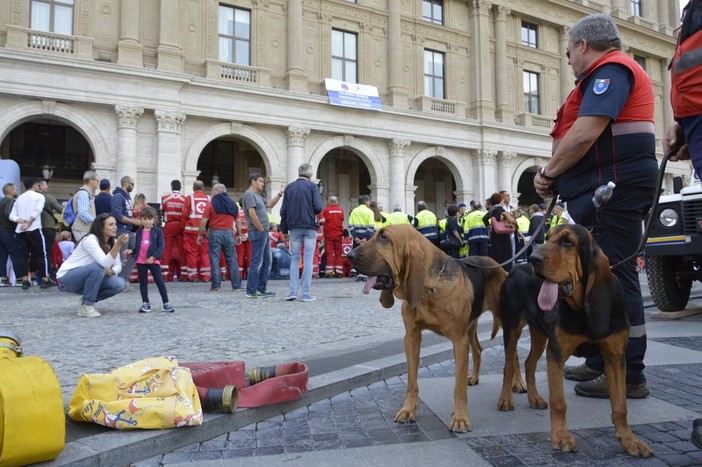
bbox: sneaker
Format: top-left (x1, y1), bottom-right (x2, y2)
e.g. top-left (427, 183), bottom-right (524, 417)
top-left (574, 374), bottom-right (650, 399)
top-left (77, 304), bottom-right (101, 317)
top-left (263, 290), bottom-right (276, 297)
top-left (564, 363), bottom-right (602, 382)
top-left (162, 303), bottom-right (175, 313)
top-left (285, 292), bottom-right (297, 301)
top-left (245, 292), bottom-right (266, 299)
top-left (40, 277), bottom-right (57, 289)
top-left (139, 302), bottom-right (151, 313)
top-left (0, 279), bottom-right (10, 287)
top-left (21, 279), bottom-right (31, 290)
top-left (232, 286), bottom-right (243, 291)
top-left (301, 294), bottom-right (316, 302)
top-left (210, 287), bottom-right (221, 292)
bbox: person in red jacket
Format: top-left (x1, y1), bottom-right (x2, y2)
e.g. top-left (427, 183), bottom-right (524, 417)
top-left (320, 196), bottom-right (345, 278)
top-left (160, 180), bottom-right (186, 282)
top-left (534, 13), bottom-right (656, 400)
top-left (181, 180), bottom-right (211, 282)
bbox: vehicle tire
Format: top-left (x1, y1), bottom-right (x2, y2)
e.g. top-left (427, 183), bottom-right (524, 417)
top-left (645, 256), bottom-right (692, 312)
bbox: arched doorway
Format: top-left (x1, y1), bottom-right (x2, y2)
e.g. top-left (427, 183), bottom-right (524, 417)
top-left (413, 158), bottom-right (456, 216)
top-left (196, 137), bottom-right (268, 202)
top-left (517, 168), bottom-right (541, 207)
top-left (0, 119), bottom-right (94, 200)
top-left (317, 148), bottom-right (370, 216)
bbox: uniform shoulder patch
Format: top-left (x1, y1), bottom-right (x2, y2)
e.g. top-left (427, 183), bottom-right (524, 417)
top-left (593, 78), bottom-right (610, 95)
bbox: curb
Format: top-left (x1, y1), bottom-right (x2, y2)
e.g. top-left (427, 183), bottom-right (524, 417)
top-left (48, 334), bottom-right (500, 466)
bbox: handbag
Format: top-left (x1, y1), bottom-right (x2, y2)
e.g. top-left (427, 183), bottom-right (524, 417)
top-left (491, 217), bottom-right (515, 235)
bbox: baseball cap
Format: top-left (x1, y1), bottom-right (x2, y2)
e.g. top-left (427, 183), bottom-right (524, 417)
top-left (458, 203), bottom-right (467, 208)
top-left (99, 179), bottom-right (110, 190)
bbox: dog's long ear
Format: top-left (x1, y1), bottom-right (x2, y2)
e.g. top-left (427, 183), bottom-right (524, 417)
top-left (584, 240), bottom-right (614, 338)
top-left (404, 239), bottom-right (425, 310)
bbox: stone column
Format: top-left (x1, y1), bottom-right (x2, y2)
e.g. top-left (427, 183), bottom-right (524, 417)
top-left (473, 149), bottom-right (497, 203)
top-left (388, 139), bottom-right (410, 211)
top-left (469, 0), bottom-right (495, 121)
top-left (494, 5), bottom-right (512, 123)
top-left (406, 185), bottom-right (418, 216)
top-left (157, 0), bottom-right (182, 72)
top-left (560, 28), bottom-right (572, 103)
top-left (661, 59), bottom-right (674, 132)
top-left (611, 0), bottom-right (628, 17)
top-left (368, 184), bottom-right (390, 213)
top-left (286, 127), bottom-right (310, 182)
top-left (286, 0), bottom-right (307, 92)
top-left (497, 151), bottom-right (516, 194)
top-left (387, 0), bottom-right (407, 108)
top-left (117, 0), bottom-right (143, 66)
top-left (115, 106), bottom-right (144, 188)
top-left (155, 110), bottom-right (186, 197)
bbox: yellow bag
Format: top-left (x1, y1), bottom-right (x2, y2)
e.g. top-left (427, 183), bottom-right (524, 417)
top-left (68, 356), bottom-right (203, 430)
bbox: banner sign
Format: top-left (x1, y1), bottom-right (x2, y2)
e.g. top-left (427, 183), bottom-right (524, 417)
top-left (324, 78), bottom-right (382, 111)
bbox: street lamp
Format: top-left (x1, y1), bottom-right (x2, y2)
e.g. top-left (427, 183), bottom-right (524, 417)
top-left (211, 174), bottom-right (219, 186)
top-left (42, 165), bottom-right (54, 181)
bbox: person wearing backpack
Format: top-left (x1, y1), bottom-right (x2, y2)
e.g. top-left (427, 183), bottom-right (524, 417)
top-left (70, 171), bottom-right (99, 242)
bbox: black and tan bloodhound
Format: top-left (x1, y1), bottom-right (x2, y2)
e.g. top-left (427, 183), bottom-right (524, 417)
top-left (346, 224), bottom-right (510, 432)
top-left (497, 224), bottom-right (652, 457)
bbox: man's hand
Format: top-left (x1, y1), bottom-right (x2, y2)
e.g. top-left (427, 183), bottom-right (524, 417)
top-left (533, 169), bottom-right (557, 199)
top-left (663, 122), bottom-right (690, 162)
top-left (196, 235), bottom-right (203, 246)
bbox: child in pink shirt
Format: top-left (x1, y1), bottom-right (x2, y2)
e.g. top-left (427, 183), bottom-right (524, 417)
top-left (133, 207), bottom-right (174, 313)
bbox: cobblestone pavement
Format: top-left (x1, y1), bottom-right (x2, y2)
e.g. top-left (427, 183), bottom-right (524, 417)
top-left (1, 278), bottom-right (406, 404)
top-left (136, 336), bottom-right (702, 467)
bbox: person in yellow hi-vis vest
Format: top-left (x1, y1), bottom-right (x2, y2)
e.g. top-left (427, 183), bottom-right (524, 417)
top-left (514, 208), bottom-right (530, 263)
top-left (386, 204), bottom-right (412, 225)
top-left (413, 201), bottom-right (439, 246)
top-left (549, 202), bottom-right (567, 230)
top-left (464, 200), bottom-right (488, 256)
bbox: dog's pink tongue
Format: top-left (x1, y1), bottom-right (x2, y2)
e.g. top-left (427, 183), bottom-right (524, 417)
top-left (362, 276), bottom-right (378, 294)
top-left (538, 281), bottom-right (559, 311)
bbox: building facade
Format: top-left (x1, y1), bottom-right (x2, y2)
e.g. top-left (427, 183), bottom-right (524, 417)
top-left (0, 0), bottom-right (683, 216)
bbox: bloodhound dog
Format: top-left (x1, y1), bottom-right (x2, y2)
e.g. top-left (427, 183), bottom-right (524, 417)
top-left (497, 224), bottom-right (652, 457)
top-left (346, 224), bottom-right (509, 432)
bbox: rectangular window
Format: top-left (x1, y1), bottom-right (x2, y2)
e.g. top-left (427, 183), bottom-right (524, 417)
top-left (332, 29), bottom-right (357, 83)
top-left (523, 71), bottom-right (540, 114)
top-left (422, 0), bottom-right (443, 25)
top-left (630, 0), bottom-right (642, 17)
top-left (633, 54), bottom-right (646, 71)
top-left (30, 0), bottom-right (74, 35)
top-left (218, 4), bottom-right (251, 65)
top-left (424, 49), bottom-right (445, 99)
top-left (521, 21), bottom-right (538, 48)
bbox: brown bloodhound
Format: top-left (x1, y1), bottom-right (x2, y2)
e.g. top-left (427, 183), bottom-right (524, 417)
top-left (497, 224), bottom-right (652, 457)
top-left (346, 224), bottom-right (510, 432)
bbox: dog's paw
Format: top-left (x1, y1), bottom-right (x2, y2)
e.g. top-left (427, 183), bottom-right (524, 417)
top-left (394, 408), bottom-right (416, 423)
top-left (449, 416), bottom-right (472, 433)
top-left (551, 430), bottom-right (577, 452)
top-left (466, 376), bottom-right (479, 386)
top-left (496, 397), bottom-right (515, 411)
top-left (620, 435), bottom-right (653, 457)
top-left (528, 394), bottom-right (548, 409)
top-left (512, 381), bottom-right (527, 393)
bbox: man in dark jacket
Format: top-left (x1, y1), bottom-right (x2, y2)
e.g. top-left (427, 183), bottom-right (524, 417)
top-left (111, 176), bottom-right (142, 280)
top-left (94, 179), bottom-right (113, 216)
top-left (279, 163), bottom-right (323, 302)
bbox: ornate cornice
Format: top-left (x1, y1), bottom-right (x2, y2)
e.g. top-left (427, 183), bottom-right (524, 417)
top-left (388, 139), bottom-right (410, 154)
top-left (475, 149), bottom-right (497, 165)
top-left (115, 105), bottom-right (144, 129)
top-left (155, 110), bottom-right (185, 134)
top-left (286, 127), bottom-right (310, 146)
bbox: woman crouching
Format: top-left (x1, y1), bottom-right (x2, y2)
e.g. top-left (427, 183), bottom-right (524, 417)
top-left (56, 213), bottom-right (129, 317)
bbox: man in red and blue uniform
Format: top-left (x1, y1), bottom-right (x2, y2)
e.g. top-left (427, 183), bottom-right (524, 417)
top-left (534, 13), bottom-right (657, 399)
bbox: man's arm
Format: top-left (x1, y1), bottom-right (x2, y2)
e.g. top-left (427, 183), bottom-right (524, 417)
top-left (77, 190), bottom-right (95, 223)
top-left (196, 217), bottom-right (208, 245)
top-left (248, 207), bottom-right (264, 232)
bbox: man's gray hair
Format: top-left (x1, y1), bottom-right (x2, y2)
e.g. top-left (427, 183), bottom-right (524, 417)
top-left (393, 204), bottom-right (402, 212)
top-left (568, 13), bottom-right (622, 51)
top-left (298, 163), bottom-right (314, 178)
top-left (83, 171), bottom-right (98, 184)
top-left (329, 196), bottom-right (338, 204)
top-left (212, 183), bottom-right (226, 194)
top-left (417, 201), bottom-right (428, 211)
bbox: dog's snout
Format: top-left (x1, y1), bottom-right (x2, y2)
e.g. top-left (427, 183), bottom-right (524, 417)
top-left (530, 252), bottom-right (543, 266)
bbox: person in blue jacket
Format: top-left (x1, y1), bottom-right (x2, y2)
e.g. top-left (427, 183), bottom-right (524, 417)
top-left (132, 207), bottom-right (174, 313)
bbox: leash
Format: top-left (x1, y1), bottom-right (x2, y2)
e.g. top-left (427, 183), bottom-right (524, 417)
top-left (470, 197), bottom-right (558, 269)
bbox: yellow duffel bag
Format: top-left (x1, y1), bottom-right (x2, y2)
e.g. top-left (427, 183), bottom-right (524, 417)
top-left (68, 356), bottom-right (203, 430)
top-left (0, 330), bottom-right (65, 467)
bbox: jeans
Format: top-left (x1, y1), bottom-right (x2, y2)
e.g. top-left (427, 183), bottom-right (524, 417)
top-left (289, 228), bottom-right (317, 296)
top-left (468, 239), bottom-right (488, 257)
top-left (246, 229), bottom-right (272, 295)
top-left (58, 263), bottom-right (126, 306)
top-left (137, 263), bottom-right (169, 304)
top-left (208, 229), bottom-right (241, 289)
top-left (0, 231), bottom-right (25, 278)
top-left (117, 229), bottom-right (136, 281)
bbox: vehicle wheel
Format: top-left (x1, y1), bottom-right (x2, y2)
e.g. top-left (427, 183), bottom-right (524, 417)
top-left (645, 256), bottom-right (692, 312)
